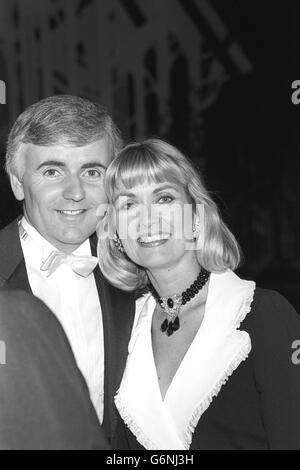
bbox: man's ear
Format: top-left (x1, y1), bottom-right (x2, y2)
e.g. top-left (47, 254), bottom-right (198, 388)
top-left (9, 173), bottom-right (25, 201)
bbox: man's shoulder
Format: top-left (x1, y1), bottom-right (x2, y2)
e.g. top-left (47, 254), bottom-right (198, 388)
top-left (0, 289), bottom-right (110, 450)
top-left (0, 289), bottom-right (81, 380)
top-left (0, 289), bottom-right (56, 329)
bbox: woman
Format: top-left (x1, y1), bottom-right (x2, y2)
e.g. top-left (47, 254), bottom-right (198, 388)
top-left (97, 138), bottom-right (300, 450)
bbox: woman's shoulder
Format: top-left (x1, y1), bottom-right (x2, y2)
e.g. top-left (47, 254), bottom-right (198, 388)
top-left (248, 287), bottom-right (299, 324)
top-left (241, 287), bottom-right (300, 347)
top-left (241, 287), bottom-right (300, 449)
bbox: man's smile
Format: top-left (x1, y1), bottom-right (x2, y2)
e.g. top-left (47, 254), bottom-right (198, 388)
top-left (56, 209), bottom-right (87, 216)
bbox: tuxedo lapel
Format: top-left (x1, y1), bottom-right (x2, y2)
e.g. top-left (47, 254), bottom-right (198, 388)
top-left (90, 234), bottom-right (135, 441)
top-left (0, 218), bottom-right (31, 293)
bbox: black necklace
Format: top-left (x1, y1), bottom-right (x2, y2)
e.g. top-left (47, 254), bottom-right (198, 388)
top-left (149, 267), bottom-right (210, 337)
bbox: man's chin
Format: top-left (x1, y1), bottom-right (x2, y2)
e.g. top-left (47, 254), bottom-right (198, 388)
top-left (52, 231), bottom-right (94, 251)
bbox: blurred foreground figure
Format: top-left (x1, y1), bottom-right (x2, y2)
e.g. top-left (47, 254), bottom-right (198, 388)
top-left (0, 290), bottom-right (110, 450)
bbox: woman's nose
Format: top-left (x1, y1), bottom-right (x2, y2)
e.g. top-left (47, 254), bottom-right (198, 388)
top-left (138, 204), bottom-right (158, 230)
top-left (62, 176), bottom-right (86, 201)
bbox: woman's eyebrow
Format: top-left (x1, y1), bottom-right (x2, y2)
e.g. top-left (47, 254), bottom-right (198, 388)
top-left (114, 184), bottom-right (178, 202)
top-left (152, 184), bottom-right (177, 194)
top-left (114, 191), bottom-right (136, 202)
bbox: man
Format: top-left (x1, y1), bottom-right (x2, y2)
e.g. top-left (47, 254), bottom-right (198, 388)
top-left (0, 95), bottom-right (135, 443)
top-left (0, 289), bottom-right (110, 450)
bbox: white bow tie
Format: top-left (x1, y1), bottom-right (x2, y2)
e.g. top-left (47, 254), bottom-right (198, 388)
top-left (40, 250), bottom-right (98, 278)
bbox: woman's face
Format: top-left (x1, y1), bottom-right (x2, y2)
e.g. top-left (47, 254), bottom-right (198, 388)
top-left (113, 181), bottom-right (198, 271)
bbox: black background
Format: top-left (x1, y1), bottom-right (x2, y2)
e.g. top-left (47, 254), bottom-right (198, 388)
top-left (0, 0), bottom-right (299, 310)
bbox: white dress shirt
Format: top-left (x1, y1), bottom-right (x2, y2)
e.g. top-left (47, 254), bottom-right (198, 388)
top-left (20, 217), bottom-right (104, 423)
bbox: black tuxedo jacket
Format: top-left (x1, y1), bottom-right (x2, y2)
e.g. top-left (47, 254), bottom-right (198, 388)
top-left (0, 218), bottom-right (135, 443)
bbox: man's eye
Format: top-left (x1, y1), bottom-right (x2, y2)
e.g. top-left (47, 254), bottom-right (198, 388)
top-left (43, 168), bottom-right (61, 177)
top-left (83, 169), bottom-right (102, 178)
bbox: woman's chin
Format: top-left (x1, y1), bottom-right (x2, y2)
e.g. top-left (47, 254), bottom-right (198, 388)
top-left (136, 250), bottom-right (179, 271)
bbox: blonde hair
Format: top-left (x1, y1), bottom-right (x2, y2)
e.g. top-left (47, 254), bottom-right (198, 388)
top-left (97, 138), bottom-right (241, 291)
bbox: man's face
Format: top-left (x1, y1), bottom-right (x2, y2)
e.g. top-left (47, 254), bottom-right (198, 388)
top-left (11, 139), bottom-right (112, 253)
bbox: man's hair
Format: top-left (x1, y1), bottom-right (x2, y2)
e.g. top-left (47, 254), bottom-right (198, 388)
top-left (5, 94), bottom-right (123, 177)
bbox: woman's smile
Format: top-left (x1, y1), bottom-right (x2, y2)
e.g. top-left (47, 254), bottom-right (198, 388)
top-left (137, 233), bottom-right (171, 248)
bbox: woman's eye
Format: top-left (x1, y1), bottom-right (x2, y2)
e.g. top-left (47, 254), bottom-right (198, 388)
top-left (43, 168), bottom-right (61, 177)
top-left (124, 201), bottom-right (135, 210)
top-left (158, 195), bottom-right (174, 204)
top-left (117, 199), bottom-right (136, 211)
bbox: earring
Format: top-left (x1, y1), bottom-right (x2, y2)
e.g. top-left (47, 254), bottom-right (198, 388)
top-left (192, 222), bottom-right (201, 239)
top-left (113, 233), bottom-right (124, 253)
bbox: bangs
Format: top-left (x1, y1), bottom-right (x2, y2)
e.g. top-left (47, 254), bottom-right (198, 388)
top-left (105, 144), bottom-right (186, 200)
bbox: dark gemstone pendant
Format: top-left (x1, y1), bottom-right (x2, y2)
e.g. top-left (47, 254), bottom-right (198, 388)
top-left (166, 322), bottom-right (174, 336)
top-left (167, 298), bottom-right (174, 308)
top-left (160, 318), bottom-right (168, 332)
top-left (172, 316), bottom-right (180, 331)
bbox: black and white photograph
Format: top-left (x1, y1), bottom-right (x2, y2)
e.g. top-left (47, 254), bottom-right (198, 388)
top-left (0, 0), bottom-right (299, 453)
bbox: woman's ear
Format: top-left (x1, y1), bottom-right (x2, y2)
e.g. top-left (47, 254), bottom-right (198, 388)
top-left (193, 206), bottom-right (205, 250)
top-left (193, 221), bottom-right (201, 240)
top-left (9, 173), bottom-right (25, 201)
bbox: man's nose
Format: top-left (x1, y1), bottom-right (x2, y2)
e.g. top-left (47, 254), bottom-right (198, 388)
top-left (62, 176), bottom-right (86, 201)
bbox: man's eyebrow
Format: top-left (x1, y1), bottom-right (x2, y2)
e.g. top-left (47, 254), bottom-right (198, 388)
top-left (80, 162), bottom-right (107, 170)
top-left (36, 161), bottom-right (107, 170)
top-left (36, 160), bottom-right (66, 170)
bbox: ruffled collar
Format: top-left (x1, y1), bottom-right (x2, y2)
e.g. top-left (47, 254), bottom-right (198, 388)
top-left (115, 270), bottom-right (255, 450)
